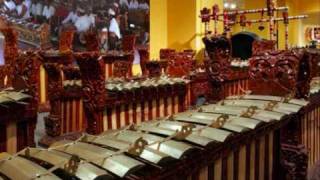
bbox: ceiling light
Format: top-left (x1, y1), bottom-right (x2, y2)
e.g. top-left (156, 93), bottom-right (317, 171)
top-left (224, 2), bottom-right (230, 8)
top-left (230, 3), bottom-right (237, 9)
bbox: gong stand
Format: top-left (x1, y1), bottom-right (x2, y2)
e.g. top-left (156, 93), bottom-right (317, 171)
top-left (200, 0), bottom-right (307, 49)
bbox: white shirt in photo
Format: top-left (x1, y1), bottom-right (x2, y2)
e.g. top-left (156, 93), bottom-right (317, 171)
top-left (88, 13), bottom-right (96, 27)
top-left (129, 0), bottom-right (138, 9)
top-left (16, 4), bottom-right (30, 19)
top-left (23, 0), bottom-right (32, 9)
top-left (4, 0), bottom-right (16, 11)
top-left (62, 11), bottom-right (79, 24)
top-left (138, 3), bottom-right (149, 10)
top-left (74, 15), bottom-right (93, 33)
top-left (31, 2), bottom-right (43, 16)
top-left (119, 0), bottom-right (129, 8)
top-left (109, 17), bottom-right (121, 39)
top-left (42, 5), bottom-right (55, 19)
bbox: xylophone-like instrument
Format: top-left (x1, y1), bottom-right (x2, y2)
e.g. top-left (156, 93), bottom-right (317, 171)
top-left (0, 94), bottom-right (309, 179)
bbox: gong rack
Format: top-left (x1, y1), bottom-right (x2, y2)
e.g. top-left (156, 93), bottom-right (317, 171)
top-left (199, 0), bottom-right (308, 49)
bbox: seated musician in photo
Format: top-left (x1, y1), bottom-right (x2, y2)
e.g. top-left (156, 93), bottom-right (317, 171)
top-left (23, 0), bottom-right (31, 10)
top-left (30, 0), bottom-right (43, 22)
top-left (138, 0), bottom-right (149, 10)
top-left (108, 9), bottom-right (122, 50)
top-left (74, 7), bottom-right (95, 45)
top-left (129, 0), bottom-right (139, 10)
top-left (2, 0), bottom-right (16, 13)
top-left (15, 0), bottom-right (30, 19)
top-left (119, 0), bottom-right (129, 10)
top-left (42, 0), bottom-right (55, 22)
top-left (61, 5), bottom-right (79, 29)
top-left (99, 27), bottom-right (109, 52)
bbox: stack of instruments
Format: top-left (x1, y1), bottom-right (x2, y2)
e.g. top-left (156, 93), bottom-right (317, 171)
top-left (0, 94), bottom-right (309, 180)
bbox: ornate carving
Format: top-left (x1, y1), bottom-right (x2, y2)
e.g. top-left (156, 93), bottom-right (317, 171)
top-left (203, 35), bottom-right (231, 63)
top-left (39, 23), bottom-right (51, 49)
top-left (167, 53), bottom-right (196, 77)
top-left (12, 51), bottom-right (41, 149)
top-left (42, 63), bottom-right (63, 136)
top-left (138, 48), bottom-right (150, 76)
top-left (300, 48), bottom-right (320, 78)
top-left (63, 66), bottom-right (81, 81)
top-left (85, 31), bottom-right (100, 52)
top-left (252, 40), bottom-right (276, 56)
top-left (59, 30), bottom-right (75, 52)
top-left (160, 48), bottom-right (176, 60)
top-left (113, 61), bottom-right (132, 78)
top-left (0, 25), bottom-right (18, 86)
top-left (75, 52), bottom-right (106, 135)
top-left (39, 50), bottom-right (74, 65)
top-left (14, 51), bottom-right (41, 112)
top-left (101, 51), bottom-right (134, 77)
top-left (203, 36), bottom-right (232, 82)
top-left (122, 35), bottom-right (136, 52)
top-left (62, 66), bottom-right (82, 98)
top-left (189, 72), bottom-right (211, 105)
top-left (249, 50), bottom-right (311, 98)
top-left (145, 60), bottom-right (168, 77)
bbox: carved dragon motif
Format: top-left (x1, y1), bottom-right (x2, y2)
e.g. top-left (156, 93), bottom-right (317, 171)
top-left (249, 50), bottom-right (311, 98)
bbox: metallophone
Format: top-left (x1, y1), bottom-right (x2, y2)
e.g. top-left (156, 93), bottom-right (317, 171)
top-left (0, 22), bottom-right (49, 111)
top-left (0, 94), bottom-right (309, 180)
top-left (248, 48), bottom-right (320, 174)
top-left (38, 50), bottom-right (191, 144)
top-left (0, 50), bottom-right (40, 154)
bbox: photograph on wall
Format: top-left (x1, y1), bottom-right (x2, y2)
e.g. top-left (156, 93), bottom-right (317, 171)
top-left (0, 0), bottom-right (150, 53)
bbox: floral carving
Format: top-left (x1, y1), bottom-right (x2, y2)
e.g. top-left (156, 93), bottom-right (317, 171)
top-left (39, 53), bottom-right (64, 137)
top-left (167, 52), bottom-right (196, 77)
top-left (14, 51), bottom-right (41, 109)
top-left (59, 30), bottom-right (75, 52)
top-left (113, 61), bottom-right (132, 78)
top-left (203, 36), bottom-right (232, 83)
top-left (0, 26), bottom-right (18, 86)
top-left (85, 31), bottom-right (100, 52)
top-left (75, 52), bottom-right (106, 134)
top-left (252, 40), bottom-right (276, 56)
top-left (145, 60), bottom-right (168, 77)
top-left (160, 48), bottom-right (176, 60)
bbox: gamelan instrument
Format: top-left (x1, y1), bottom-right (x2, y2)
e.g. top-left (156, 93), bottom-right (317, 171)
top-left (0, 94), bottom-right (309, 180)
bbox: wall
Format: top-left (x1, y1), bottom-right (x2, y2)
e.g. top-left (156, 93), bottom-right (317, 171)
top-left (292, 0), bottom-right (320, 46)
top-left (235, 0), bottom-right (320, 49)
top-left (149, 0), bottom-right (319, 58)
top-left (150, 0), bottom-right (168, 59)
top-left (149, 0), bottom-right (223, 60)
top-left (234, 0), bottom-right (271, 40)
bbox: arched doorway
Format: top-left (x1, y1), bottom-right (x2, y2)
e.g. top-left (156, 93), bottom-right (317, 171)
top-left (231, 31), bottom-right (261, 60)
